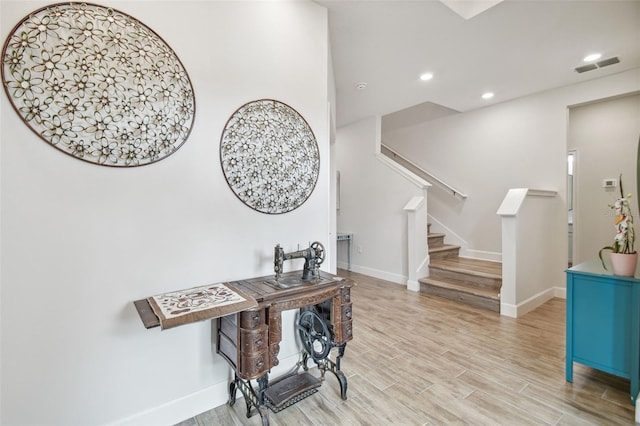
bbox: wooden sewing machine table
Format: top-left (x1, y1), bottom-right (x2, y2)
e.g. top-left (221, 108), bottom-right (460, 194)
top-left (134, 270), bottom-right (354, 426)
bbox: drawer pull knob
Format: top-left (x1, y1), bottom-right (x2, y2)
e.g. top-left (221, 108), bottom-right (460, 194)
top-left (256, 338), bottom-right (263, 347)
top-left (256, 360), bottom-right (264, 369)
top-left (345, 309), bottom-right (352, 319)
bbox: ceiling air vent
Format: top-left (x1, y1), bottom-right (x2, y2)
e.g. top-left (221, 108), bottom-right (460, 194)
top-left (597, 57), bottom-right (620, 67)
top-left (574, 57), bottom-right (620, 73)
top-left (575, 64), bottom-right (597, 73)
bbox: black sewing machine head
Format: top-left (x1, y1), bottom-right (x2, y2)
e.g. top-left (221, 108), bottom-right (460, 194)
top-left (274, 241), bottom-right (325, 282)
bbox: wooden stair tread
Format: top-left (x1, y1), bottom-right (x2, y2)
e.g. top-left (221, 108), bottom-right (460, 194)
top-left (428, 244), bottom-right (460, 253)
top-left (430, 257), bottom-right (501, 279)
top-left (419, 277), bottom-right (500, 300)
top-left (423, 229), bottom-right (501, 312)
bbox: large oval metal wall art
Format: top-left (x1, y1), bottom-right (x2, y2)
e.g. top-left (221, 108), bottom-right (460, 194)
top-left (220, 99), bottom-right (320, 214)
top-left (1, 2), bottom-right (195, 167)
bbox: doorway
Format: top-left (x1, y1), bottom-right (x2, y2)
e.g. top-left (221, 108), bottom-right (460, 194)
top-left (568, 150), bottom-right (576, 267)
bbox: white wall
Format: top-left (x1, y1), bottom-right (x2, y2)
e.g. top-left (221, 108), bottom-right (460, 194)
top-left (368, 69), bottom-right (639, 285)
top-left (0, 1), bottom-right (330, 425)
top-left (569, 93), bottom-right (640, 265)
top-left (516, 195), bottom-right (564, 302)
top-left (335, 116), bottom-right (426, 284)
top-left (498, 191), bottom-right (565, 317)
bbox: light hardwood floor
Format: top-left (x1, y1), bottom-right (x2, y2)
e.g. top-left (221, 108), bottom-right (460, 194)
top-left (176, 270), bottom-right (636, 425)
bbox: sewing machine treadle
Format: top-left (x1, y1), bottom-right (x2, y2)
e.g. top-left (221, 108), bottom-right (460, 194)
top-left (264, 371), bottom-right (321, 411)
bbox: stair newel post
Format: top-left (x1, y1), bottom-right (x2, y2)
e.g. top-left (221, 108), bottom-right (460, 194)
top-left (404, 194), bottom-right (429, 292)
top-left (497, 188), bottom-right (559, 318)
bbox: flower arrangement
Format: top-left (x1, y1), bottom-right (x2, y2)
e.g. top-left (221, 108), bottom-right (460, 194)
top-left (599, 174), bottom-right (636, 270)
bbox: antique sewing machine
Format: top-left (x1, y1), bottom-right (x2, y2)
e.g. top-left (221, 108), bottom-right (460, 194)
top-left (270, 241), bottom-right (326, 287)
top-left (134, 241), bottom-right (353, 426)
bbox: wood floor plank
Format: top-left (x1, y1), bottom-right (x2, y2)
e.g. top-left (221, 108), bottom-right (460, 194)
top-left (463, 389), bottom-right (544, 426)
top-left (178, 270), bottom-right (637, 425)
top-left (522, 381), bottom-right (635, 426)
top-left (457, 370), bottom-right (563, 424)
top-left (441, 350), bottom-right (530, 394)
top-left (344, 375), bottom-right (431, 425)
top-left (419, 383), bottom-right (505, 426)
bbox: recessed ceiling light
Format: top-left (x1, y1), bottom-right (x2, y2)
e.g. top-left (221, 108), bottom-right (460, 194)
top-left (419, 72), bottom-right (434, 81)
top-left (481, 92), bottom-right (494, 100)
top-left (355, 82), bottom-right (367, 90)
top-left (583, 53), bottom-right (602, 62)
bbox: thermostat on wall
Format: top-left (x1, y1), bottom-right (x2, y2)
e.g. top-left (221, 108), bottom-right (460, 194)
top-left (603, 178), bottom-right (617, 188)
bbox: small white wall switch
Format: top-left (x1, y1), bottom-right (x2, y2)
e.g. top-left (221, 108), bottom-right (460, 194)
top-left (603, 178), bottom-right (617, 188)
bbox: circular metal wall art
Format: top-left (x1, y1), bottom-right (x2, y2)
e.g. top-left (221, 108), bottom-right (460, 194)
top-left (1, 2), bottom-right (195, 167)
top-left (220, 99), bottom-right (320, 214)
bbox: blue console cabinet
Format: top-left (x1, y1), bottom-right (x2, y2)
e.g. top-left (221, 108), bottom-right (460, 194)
top-left (566, 260), bottom-right (640, 405)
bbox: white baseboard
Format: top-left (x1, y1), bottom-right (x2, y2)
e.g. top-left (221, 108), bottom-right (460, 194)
top-left (500, 303), bottom-right (518, 318)
top-left (338, 262), bottom-right (419, 289)
top-left (346, 264), bottom-right (406, 285)
top-left (460, 249), bottom-right (502, 263)
top-left (501, 286), bottom-right (564, 318)
top-left (110, 352), bottom-right (306, 426)
top-left (337, 260), bottom-right (351, 271)
top-left (407, 279), bottom-right (420, 292)
top-left (554, 286), bottom-right (566, 299)
top-left (110, 381), bottom-right (229, 426)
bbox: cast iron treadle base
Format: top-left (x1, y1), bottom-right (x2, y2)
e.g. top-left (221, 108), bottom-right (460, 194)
top-left (264, 372), bottom-right (321, 412)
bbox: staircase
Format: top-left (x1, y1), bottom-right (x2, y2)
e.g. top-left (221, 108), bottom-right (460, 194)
top-left (419, 225), bottom-right (502, 312)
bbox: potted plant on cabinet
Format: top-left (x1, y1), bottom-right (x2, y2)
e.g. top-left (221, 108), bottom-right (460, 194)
top-left (599, 174), bottom-right (638, 276)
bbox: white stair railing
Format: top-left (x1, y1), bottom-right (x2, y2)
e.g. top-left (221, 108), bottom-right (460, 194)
top-left (373, 136), bottom-right (431, 290)
top-left (381, 144), bottom-right (467, 200)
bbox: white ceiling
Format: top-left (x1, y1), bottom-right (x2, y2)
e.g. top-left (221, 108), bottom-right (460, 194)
top-left (318, 0), bottom-right (640, 128)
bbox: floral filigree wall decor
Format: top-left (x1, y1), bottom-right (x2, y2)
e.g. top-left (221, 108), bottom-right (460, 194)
top-left (1, 2), bottom-right (196, 167)
top-left (220, 99), bottom-right (320, 214)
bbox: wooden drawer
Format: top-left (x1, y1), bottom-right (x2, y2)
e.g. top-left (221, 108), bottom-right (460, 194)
top-left (240, 310), bottom-right (265, 329)
top-left (239, 350), bottom-right (269, 379)
top-left (334, 319), bottom-right (353, 343)
top-left (218, 313), bottom-right (270, 380)
top-left (240, 327), bottom-right (268, 354)
top-left (340, 288), bottom-right (351, 303)
top-left (340, 302), bottom-right (353, 322)
top-left (220, 317), bottom-right (268, 352)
